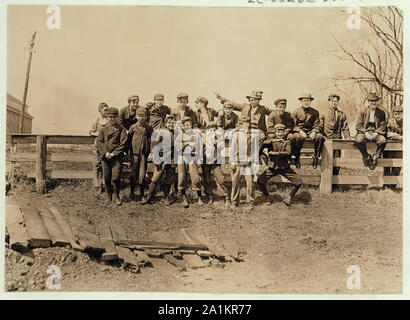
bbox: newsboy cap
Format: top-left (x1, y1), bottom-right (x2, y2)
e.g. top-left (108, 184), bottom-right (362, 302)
top-left (274, 98), bottom-right (287, 106)
top-left (181, 116), bottom-right (192, 123)
top-left (274, 123), bottom-right (286, 130)
top-left (177, 93), bottom-right (189, 100)
top-left (98, 102), bottom-right (108, 111)
top-left (298, 93), bottom-right (314, 101)
top-left (246, 90), bottom-right (263, 100)
top-left (154, 93), bottom-right (164, 100)
top-left (328, 93), bottom-right (341, 100)
top-left (223, 101), bottom-right (234, 109)
top-left (164, 114), bottom-right (175, 122)
top-left (392, 105), bottom-right (403, 112)
top-left (367, 92), bottom-right (381, 101)
top-left (127, 94), bottom-right (139, 102)
top-left (106, 107), bottom-right (119, 116)
top-left (195, 96), bottom-right (208, 105)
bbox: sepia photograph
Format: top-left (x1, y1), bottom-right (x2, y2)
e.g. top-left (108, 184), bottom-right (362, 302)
top-left (3, 1), bottom-right (405, 296)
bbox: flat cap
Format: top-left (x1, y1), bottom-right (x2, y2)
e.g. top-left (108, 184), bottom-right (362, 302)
top-left (328, 93), bottom-right (341, 100)
top-left (164, 114), bottom-right (175, 122)
top-left (181, 116), bottom-right (193, 123)
top-left (392, 105), bottom-right (403, 112)
top-left (154, 93), bottom-right (164, 100)
top-left (238, 115), bottom-right (251, 123)
top-left (246, 90), bottom-right (263, 100)
top-left (298, 93), bottom-right (314, 101)
top-left (274, 123), bottom-right (286, 130)
top-left (177, 93), bottom-right (189, 100)
top-left (136, 107), bottom-right (148, 116)
top-left (106, 107), bottom-right (119, 116)
top-left (127, 94), bottom-right (139, 102)
top-left (195, 96), bottom-right (208, 105)
top-left (223, 101), bottom-right (234, 109)
top-left (274, 98), bottom-right (287, 106)
top-left (367, 92), bottom-right (381, 101)
top-left (98, 102), bottom-right (109, 111)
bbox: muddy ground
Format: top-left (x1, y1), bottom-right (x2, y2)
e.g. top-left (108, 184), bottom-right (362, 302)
top-left (5, 180), bottom-right (402, 294)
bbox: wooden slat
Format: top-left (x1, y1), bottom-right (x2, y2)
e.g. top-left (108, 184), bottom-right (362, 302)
top-left (28, 170), bottom-right (93, 179)
top-left (20, 207), bottom-right (52, 248)
top-left (97, 224), bottom-right (118, 261)
top-left (332, 175), bottom-right (403, 185)
top-left (109, 224), bottom-right (128, 243)
top-left (115, 246), bottom-right (140, 271)
top-left (46, 135), bottom-right (95, 145)
top-left (48, 205), bottom-right (83, 251)
top-left (333, 140), bottom-right (402, 151)
top-left (334, 158), bottom-right (403, 167)
top-left (10, 135), bottom-right (37, 144)
top-left (38, 208), bottom-right (70, 247)
top-left (5, 198), bottom-right (30, 251)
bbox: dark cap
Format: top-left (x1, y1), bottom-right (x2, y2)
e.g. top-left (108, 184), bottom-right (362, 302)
top-left (177, 93), bottom-right (189, 100)
top-left (98, 102), bottom-right (108, 111)
top-left (165, 114), bottom-right (175, 122)
top-left (246, 90), bottom-right (263, 100)
top-left (223, 101), bottom-right (234, 109)
top-left (154, 93), bottom-right (164, 100)
top-left (298, 93), bottom-right (314, 101)
top-left (274, 98), bottom-right (287, 106)
top-left (106, 107), bottom-right (119, 116)
top-left (392, 105), bottom-right (403, 112)
top-left (274, 123), bottom-right (286, 130)
top-left (328, 93), bottom-right (341, 100)
top-left (195, 96), bottom-right (208, 105)
top-left (367, 92), bottom-right (381, 101)
top-left (181, 116), bottom-right (192, 123)
top-left (127, 94), bottom-right (139, 102)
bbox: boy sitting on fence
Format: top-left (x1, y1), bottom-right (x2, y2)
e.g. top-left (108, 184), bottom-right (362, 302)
top-left (128, 108), bottom-right (153, 201)
top-left (96, 107), bottom-right (128, 206)
top-left (257, 124), bottom-right (302, 206)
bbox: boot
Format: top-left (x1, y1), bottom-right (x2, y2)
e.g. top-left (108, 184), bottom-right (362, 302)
top-left (208, 194), bottom-right (214, 205)
top-left (139, 184), bottom-right (145, 201)
top-left (225, 197), bottom-right (231, 207)
top-left (197, 191), bottom-right (204, 206)
top-left (312, 156), bottom-right (319, 169)
top-left (164, 197), bottom-right (171, 206)
top-left (142, 183), bottom-right (156, 205)
top-left (258, 183), bottom-right (269, 197)
top-left (129, 183), bottom-right (136, 201)
top-left (294, 156), bottom-right (301, 169)
top-left (105, 182), bottom-right (113, 203)
top-left (283, 185), bottom-right (301, 206)
top-left (113, 181), bottom-right (122, 206)
top-left (181, 191), bottom-right (189, 208)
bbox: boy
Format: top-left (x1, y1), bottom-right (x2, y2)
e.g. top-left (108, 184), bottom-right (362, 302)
top-left (257, 124), bottom-right (302, 206)
top-left (195, 96), bottom-right (219, 129)
top-left (267, 98), bottom-right (294, 139)
top-left (387, 105), bottom-right (403, 140)
top-left (128, 108), bottom-right (153, 201)
top-left (216, 101), bottom-right (239, 130)
top-left (291, 93), bottom-right (324, 169)
top-left (96, 107), bottom-right (128, 206)
top-left (149, 93), bottom-right (171, 131)
top-left (142, 115), bottom-right (176, 205)
top-left (175, 116), bottom-right (203, 208)
top-left (230, 116), bottom-right (257, 208)
top-left (89, 102), bottom-right (108, 195)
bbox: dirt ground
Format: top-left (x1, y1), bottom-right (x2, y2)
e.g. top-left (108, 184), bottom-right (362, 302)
top-left (5, 180), bottom-right (402, 294)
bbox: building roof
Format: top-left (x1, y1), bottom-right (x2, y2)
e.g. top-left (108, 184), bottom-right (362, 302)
top-left (7, 93), bottom-right (34, 119)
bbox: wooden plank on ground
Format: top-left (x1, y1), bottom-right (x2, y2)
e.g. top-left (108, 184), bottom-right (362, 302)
top-left (20, 207), bottom-right (52, 248)
top-left (332, 175), bottom-right (403, 185)
top-left (134, 250), bottom-right (152, 267)
top-left (48, 205), bottom-right (83, 251)
top-left (115, 245), bottom-right (140, 272)
top-left (163, 254), bottom-right (187, 270)
top-left (109, 224), bottom-right (128, 242)
top-left (175, 228), bottom-right (207, 269)
top-left (5, 198), bottom-right (30, 251)
top-left (144, 249), bottom-right (171, 258)
top-left (38, 207), bottom-right (70, 247)
top-left (97, 224), bottom-right (118, 261)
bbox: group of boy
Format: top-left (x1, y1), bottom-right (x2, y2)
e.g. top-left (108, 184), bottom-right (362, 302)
top-left (89, 90), bottom-right (403, 208)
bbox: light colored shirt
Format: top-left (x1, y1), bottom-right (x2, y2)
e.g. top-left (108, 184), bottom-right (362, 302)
top-left (369, 110), bottom-right (375, 123)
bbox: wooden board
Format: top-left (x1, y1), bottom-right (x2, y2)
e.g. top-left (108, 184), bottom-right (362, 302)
top-left (5, 198), bottom-right (30, 251)
top-left (334, 158), bottom-right (402, 168)
top-left (97, 224), bottom-right (118, 261)
top-left (333, 140), bottom-right (402, 151)
top-left (48, 205), bottom-right (83, 251)
top-left (7, 152), bottom-right (93, 163)
top-left (181, 252), bottom-right (207, 269)
top-left (163, 254), bottom-right (187, 270)
top-left (20, 207), bottom-right (52, 248)
top-left (38, 208), bottom-right (70, 247)
top-left (116, 246), bottom-right (140, 272)
top-left (144, 249), bottom-right (171, 258)
top-left (134, 250), bottom-right (152, 267)
top-left (332, 175), bottom-right (403, 185)
top-left (109, 224), bottom-right (128, 242)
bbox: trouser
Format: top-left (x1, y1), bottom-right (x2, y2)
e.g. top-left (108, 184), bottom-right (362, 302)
top-left (355, 133), bottom-right (387, 159)
top-left (101, 156), bottom-right (122, 196)
top-left (292, 131), bottom-right (324, 159)
top-left (177, 162), bottom-right (202, 193)
top-left (130, 154), bottom-right (148, 195)
top-left (202, 164), bottom-right (228, 198)
top-left (151, 163), bottom-right (176, 197)
top-left (231, 165), bottom-right (255, 204)
top-left (257, 167), bottom-right (303, 191)
top-left (333, 149), bottom-right (341, 175)
top-left (92, 145), bottom-right (103, 188)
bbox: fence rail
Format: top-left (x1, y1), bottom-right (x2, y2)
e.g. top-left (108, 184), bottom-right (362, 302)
top-left (7, 134), bottom-right (402, 194)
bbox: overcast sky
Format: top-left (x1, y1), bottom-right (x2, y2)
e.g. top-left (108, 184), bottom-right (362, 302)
top-left (7, 5), bottom-right (361, 134)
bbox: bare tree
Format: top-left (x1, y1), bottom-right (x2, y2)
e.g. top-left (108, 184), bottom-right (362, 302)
top-left (329, 6), bottom-right (403, 112)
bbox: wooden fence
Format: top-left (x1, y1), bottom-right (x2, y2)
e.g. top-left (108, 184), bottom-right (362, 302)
top-left (7, 134), bottom-right (402, 194)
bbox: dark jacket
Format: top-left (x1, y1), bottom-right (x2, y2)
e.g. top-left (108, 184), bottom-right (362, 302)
top-left (170, 105), bottom-right (198, 127)
top-left (96, 123), bottom-right (128, 159)
top-left (128, 121), bottom-right (153, 156)
top-left (217, 111), bottom-right (239, 130)
top-left (119, 106), bottom-right (138, 130)
top-left (292, 106), bottom-right (321, 134)
top-left (387, 118), bottom-right (402, 135)
top-left (196, 107), bottom-right (219, 129)
top-left (261, 138), bottom-right (292, 170)
top-left (267, 111), bottom-right (295, 136)
top-left (355, 107), bottom-right (386, 135)
top-left (148, 105), bottom-right (171, 131)
top-left (320, 108), bottom-right (350, 139)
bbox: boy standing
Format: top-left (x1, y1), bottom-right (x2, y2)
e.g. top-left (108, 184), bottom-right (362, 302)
top-left (96, 108), bottom-right (128, 206)
top-left (257, 124), bottom-right (302, 206)
top-left (128, 108), bottom-right (153, 201)
top-left (149, 93), bottom-right (171, 131)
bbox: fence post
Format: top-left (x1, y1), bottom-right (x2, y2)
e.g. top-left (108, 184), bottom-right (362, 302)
top-left (320, 139), bottom-right (334, 194)
top-left (35, 135), bottom-right (47, 194)
top-left (9, 137), bottom-right (17, 183)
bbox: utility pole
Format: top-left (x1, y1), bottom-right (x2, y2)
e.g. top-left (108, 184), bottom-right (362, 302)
top-left (19, 31), bottom-right (36, 133)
